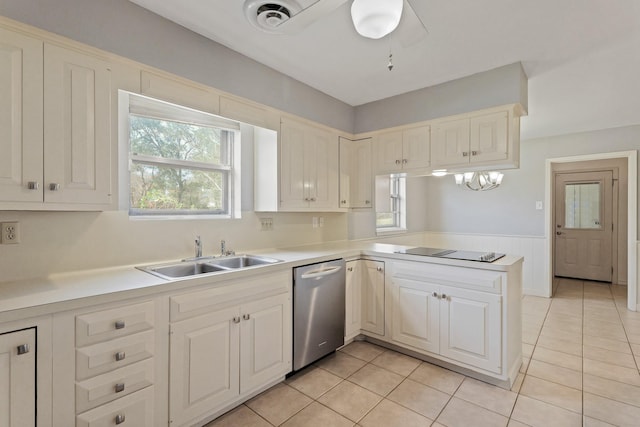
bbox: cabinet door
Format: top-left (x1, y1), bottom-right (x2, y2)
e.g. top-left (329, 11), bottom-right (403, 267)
top-left (0, 28), bottom-right (43, 203)
top-left (280, 119), bottom-right (308, 209)
top-left (351, 139), bottom-right (373, 208)
top-left (307, 126), bottom-right (339, 210)
top-left (44, 43), bottom-right (111, 205)
top-left (469, 111), bottom-right (509, 164)
top-left (402, 126), bottom-right (430, 170)
top-left (390, 278), bottom-right (439, 353)
top-left (0, 328), bottom-right (36, 427)
top-left (361, 261), bottom-right (385, 336)
top-left (439, 287), bottom-right (501, 373)
top-left (373, 131), bottom-right (403, 174)
top-left (169, 306), bottom-right (239, 426)
top-left (338, 137), bottom-right (351, 208)
top-left (345, 260), bottom-right (362, 339)
top-left (240, 293), bottom-right (291, 393)
top-left (432, 119), bottom-right (470, 167)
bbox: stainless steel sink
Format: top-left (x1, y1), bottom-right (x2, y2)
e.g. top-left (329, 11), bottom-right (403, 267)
top-left (137, 255), bottom-right (282, 279)
top-left (210, 255), bottom-right (281, 269)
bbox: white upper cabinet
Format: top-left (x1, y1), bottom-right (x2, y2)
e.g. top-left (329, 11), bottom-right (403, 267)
top-left (339, 137), bottom-right (372, 209)
top-left (373, 125), bottom-right (430, 174)
top-left (44, 43), bottom-right (112, 206)
top-left (431, 105), bottom-right (521, 171)
top-left (278, 117), bottom-right (340, 211)
top-left (0, 28), bottom-right (43, 204)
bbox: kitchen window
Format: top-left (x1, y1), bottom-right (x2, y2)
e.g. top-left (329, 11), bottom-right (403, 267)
top-left (122, 92), bottom-right (241, 217)
top-left (375, 174), bottom-right (407, 233)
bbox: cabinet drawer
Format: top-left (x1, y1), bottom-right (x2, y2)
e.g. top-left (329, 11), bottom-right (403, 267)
top-left (76, 386), bottom-right (154, 427)
top-left (170, 271), bottom-right (290, 322)
top-left (76, 359), bottom-right (154, 413)
top-left (76, 330), bottom-right (154, 380)
top-left (76, 301), bottom-right (154, 347)
top-left (391, 261), bottom-right (503, 293)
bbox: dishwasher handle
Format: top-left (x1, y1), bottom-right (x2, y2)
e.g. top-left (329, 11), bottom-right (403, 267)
top-left (300, 265), bottom-right (342, 279)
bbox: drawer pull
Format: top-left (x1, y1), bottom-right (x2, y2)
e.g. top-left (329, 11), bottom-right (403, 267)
top-left (242, 314), bottom-right (251, 321)
top-left (233, 316), bottom-right (241, 324)
top-left (377, 267), bottom-right (383, 272)
top-left (115, 351), bottom-right (126, 362)
top-left (114, 320), bottom-right (125, 330)
top-left (115, 383), bottom-right (125, 393)
top-left (27, 181), bottom-right (39, 190)
top-left (17, 344), bottom-right (30, 355)
top-left (115, 414), bottom-right (125, 425)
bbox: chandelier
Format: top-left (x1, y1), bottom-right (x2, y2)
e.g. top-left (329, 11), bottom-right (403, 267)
top-left (454, 171), bottom-right (504, 191)
top-left (351, 0), bottom-right (403, 39)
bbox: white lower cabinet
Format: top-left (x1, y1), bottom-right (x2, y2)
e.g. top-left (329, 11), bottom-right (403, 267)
top-left (0, 328), bottom-right (36, 427)
top-left (360, 260), bottom-right (385, 336)
top-left (345, 260), bottom-right (362, 340)
top-left (390, 277), bottom-right (501, 373)
top-left (169, 272), bottom-right (292, 426)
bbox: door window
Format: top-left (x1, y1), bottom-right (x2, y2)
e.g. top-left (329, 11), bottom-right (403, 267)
top-left (564, 182), bottom-right (601, 229)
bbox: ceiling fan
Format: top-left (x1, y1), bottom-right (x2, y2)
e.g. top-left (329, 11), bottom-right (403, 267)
top-left (243, 0), bottom-right (428, 47)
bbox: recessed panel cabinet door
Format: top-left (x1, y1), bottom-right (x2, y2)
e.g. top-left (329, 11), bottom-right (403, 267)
top-left (391, 278), bottom-right (439, 354)
top-left (169, 307), bottom-right (240, 427)
top-left (240, 293), bottom-right (291, 393)
top-left (0, 28), bottom-right (43, 203)
top-left (361, 260), bottom-right (385, 335)
top-left (432, 119), bottom-right (470, 167)
top-left (280, 119), bottom-right (308, 209)
top-left (44, 43), bottom-right (112, 205)
top-left (469, 111), bottom-right (508, 164)
top-left (0, 328), bottom-right (36, 427)
top-left (307, 127), bottom-right (339, 210)
top-left (345, 260), bottom-right (362, 338)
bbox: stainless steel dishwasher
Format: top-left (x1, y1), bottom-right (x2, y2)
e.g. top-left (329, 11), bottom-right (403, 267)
top-left (293, 258), bottom-right (345, 371)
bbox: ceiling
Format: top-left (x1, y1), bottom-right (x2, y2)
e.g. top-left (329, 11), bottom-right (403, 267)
top-left (129, 0), bottom-right (640, 140)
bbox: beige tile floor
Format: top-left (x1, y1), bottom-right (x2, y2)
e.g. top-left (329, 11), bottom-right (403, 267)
top-left (207, 279), bottom-right (640, 426)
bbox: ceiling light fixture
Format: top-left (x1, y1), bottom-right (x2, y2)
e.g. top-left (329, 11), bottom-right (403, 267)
top-left (431, 169), bottom-right (447, 177)
top-left (454, 171), bottom-right (504, 191)
top-left (351, 0), bottom-right (403, 39)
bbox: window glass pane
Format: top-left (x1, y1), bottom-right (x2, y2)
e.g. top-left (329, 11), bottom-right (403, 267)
top-left (565, 182), bottom-right (601, 229)
top-left (130, 115), bottom-right (229, 165)
top-left (130, 163), bottom-right (226, 214)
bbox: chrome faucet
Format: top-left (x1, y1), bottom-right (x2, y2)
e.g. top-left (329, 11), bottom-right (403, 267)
top-left (220, 239), bottom-right (235, 256)
top-left (195, 236), bottom-right (202, 258)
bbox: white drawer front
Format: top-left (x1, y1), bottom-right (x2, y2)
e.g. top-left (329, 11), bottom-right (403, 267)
top-left (76, 387), bottom-right (154, 427)
top-left (76, 359), bottom-right (154, 413)
top-left (391, 261), bottom-right (504, 293)
top-left (76, 301), bottom-right (155, 347)
top-left (76, 330), bottom-right (154, 380)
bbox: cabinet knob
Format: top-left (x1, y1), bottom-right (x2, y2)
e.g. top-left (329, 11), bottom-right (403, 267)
top-left (304, 197), bottom-right (310, 202)
top-left (115, 351), bottom-right (126, 362)
top-left (115, 414), bottom-right (126, 425)
top-left (114, 383), bottom-right (125, 393)
top-left (441, 294), bottom-right (448, 300)
top-left (377, 267), bottom-right (383, 272)
top-left (49, 183), bottom-right (60, 191)
top-left (471, 150), bottom-right (478, 156)
top-left (242, 314), bottom-right (251, 320)
top-left (233, 316), bottom-right (241, 324)
top-left (347, 267), bottom-right (353, 272)
top-left (402, 159), bottom-right (408, 164)
top-left (462, 152), bottom-right (469, 157)
top-left (341, 200), bottom-right (347, 204)
top-left (395, 159), bottom-right (401, 165)
top-left (114, 320), bottom-right (125, 330)
top-left (432, 292), bottom-right (439, 298)
top-left (27, 181), bottom-right (39, 190)
top-left (365, 200), bottom-right (370, 204)
top-left (310, 197), bottom-right (316, 202)
top-left (17, 344), bottom-right (30, 355)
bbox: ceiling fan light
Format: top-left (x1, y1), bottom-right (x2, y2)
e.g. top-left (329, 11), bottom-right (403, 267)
top-left (351, 0), bottom-right (403, 39)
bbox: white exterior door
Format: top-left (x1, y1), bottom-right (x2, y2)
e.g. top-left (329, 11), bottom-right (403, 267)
top-left (469, 111), bottom-right (508, 164)
top-left (240, 293), bottom-right (291, 393)
top-left (169, 306), bottom-right (239, 426)
top-left (0, 28), bottom-right (43, 203)
top-left (391, 278), bottom-right (439, 353)
top-left (439, 287), bottom-right (501, 373)
top-left (433, 119), bottom-right (470, 167)
top-left (345, 260), bottom-right (362, 339)
top-left (44, 43), bottom-right (112, 205)
top-left (361, 260), bottom-right (385, 335)
top-left (0, 328), bottom-right (36, 427)
top-left (402, 126), bottom-right (431, 170)
top-left (554, 171), bottom-right (614, 282)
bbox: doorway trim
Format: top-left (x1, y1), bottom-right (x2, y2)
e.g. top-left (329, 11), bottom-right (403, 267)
top-left (544, 151), bottom-right (637, 311)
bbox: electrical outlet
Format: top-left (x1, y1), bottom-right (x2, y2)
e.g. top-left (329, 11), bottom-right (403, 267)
top-left (312, 217), bottom-right (319, 228)
top-left (1, 222), bottom-right (21, 244)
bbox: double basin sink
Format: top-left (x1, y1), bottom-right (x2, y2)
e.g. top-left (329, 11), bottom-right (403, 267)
top-left (137, 254), bottom-right (282, 280)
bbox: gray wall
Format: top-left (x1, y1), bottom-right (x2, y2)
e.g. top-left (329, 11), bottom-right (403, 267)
top-left (422, 125), bottom-right (640, 237)
top-left (0, 0), bottom-right (356, 133)
top-left (353, 62), bottom-right (528, 133)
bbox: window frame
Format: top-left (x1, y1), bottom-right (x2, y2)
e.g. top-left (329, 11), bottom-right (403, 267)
top-left (375, 173), bottom-right (407, 234)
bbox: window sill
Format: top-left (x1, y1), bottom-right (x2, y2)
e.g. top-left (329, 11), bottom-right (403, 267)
top-left (376, 227), bottom-right (407, 236)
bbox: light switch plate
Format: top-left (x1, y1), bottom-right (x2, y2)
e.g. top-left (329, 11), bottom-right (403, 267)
top-left (535, 201), bottom-right (543, 210)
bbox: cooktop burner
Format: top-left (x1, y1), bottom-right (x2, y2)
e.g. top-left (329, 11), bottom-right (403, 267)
top-left (396, 247), bottom-right (505, 263)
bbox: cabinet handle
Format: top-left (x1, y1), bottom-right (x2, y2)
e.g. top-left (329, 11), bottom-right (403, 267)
top-left (377, 267), bottom-right (383, 272)
top-left (462, 151), bottom-right (469, 157)
top-left (115, 414), bottom-right (126, 425)
top-left (402, 159), bottom-right (408, 164)
top-left (365, 200), bottom-right (370, 204)
top-left (233, 316), bottom-right (240, 324)
top-left (115, 351), bottom-right (126, 362)
top-left (114, 320), bottom-right (125, 330)
top-left (395, 159), bottom-right (401, 165)
top-left (242, 314), bottom-right (251, 320)
top-left (114, 383), bottom-right (125, 393)
top-left (441, 294), bottom-right (448, 300)
top-left (27, 181), bottom-right (39, 190)
top-left (16, 344), bottom-right (30, 355)
top-left (347, 267), bottom-right (353, 272)
top-left (432, 292), bottom-right (439, 298)
top-left (341, 200), bottom-right (347, 204)
top-left (49, 183), bottom-right (60, 191)
top-left (471, 150), bottom-right (478, 156)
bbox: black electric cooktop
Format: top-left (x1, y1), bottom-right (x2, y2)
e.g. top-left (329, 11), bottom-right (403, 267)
top-left (396, 247), bottom-right (506, 263)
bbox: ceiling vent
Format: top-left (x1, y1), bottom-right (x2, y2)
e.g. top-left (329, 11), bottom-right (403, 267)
top-left (244, 0), bottom-right (303, 33)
